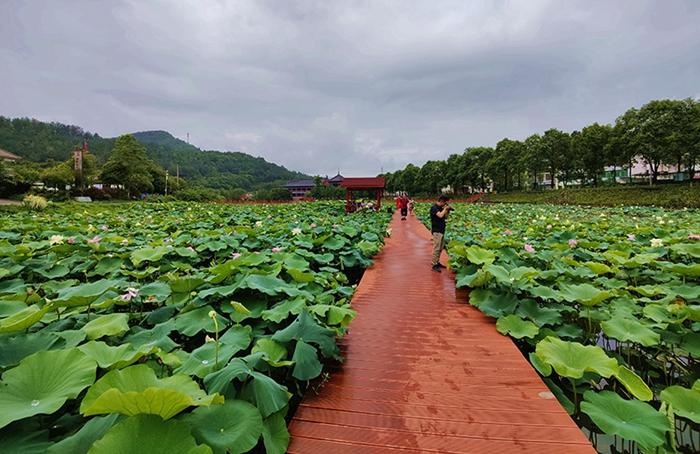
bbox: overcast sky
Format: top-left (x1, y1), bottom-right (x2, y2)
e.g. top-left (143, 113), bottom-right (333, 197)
top-left (1, 1), bottom-right (699, 176)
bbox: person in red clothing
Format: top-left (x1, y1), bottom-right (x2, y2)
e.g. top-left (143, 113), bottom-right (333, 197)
top-left (398, 193), bottom-right (409, 220)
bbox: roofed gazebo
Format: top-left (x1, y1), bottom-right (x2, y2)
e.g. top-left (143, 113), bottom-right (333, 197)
top-left (340, 177), bottom-right (385, 213)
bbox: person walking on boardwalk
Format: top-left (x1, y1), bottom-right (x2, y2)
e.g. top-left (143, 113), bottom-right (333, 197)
top-left (398, 192), bottom-right (409, 220)
top-left (430, 195), bottom-right (451, 272)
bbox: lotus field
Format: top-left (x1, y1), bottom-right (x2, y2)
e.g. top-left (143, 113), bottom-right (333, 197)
top-left (425, 203), bottom-right (700, 453)
top-left (0, 202), bottom-right (391, 453)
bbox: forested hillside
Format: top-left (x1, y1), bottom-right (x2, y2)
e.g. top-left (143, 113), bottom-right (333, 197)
top-left (0, 117), bottom-right (307, 189)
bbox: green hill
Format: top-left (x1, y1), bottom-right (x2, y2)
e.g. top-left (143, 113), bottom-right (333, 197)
top-left (0, 117), bottom-right (307, 189)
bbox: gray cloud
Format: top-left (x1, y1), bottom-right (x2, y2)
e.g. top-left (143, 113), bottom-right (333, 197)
top-left (1, 0), bottom-right (699, 176)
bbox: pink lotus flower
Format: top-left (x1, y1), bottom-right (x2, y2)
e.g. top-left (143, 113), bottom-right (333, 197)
top-left (627, 234), bottom-right (636, 241)
top-left (67, 237), bottom-right (76, 244)
top-left (231, 252), bottom-right (242, 259)
top-left (524, 244), bottom-right (535, 253)
top-left (100, 225), bottom-right (109, 231)
top-left (87, 235), bottom-right (101, 245)
top-left (310, 223), bottom-right (317, 228)
top-left (271, 247), bottom-right (283, 253)
top-left (504, 229), bottom-right (513, 236)
top-left (689, 233), bottom-right (700, 240)
top-left (120, 287), bottom-right (139, 301)
top-left (568, 239), bottom-right (578, 248)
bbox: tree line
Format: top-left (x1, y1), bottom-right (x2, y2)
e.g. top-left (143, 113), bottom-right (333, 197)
top-left (383, 99), bottom-right (700, 195)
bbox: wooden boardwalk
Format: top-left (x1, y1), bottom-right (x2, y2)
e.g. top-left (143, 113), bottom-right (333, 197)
top-left (288, 212), bottom-right (595, 453)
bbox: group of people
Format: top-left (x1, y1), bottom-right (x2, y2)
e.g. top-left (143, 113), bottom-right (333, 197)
top-left (394, 192), bottom-right (414, 220)
top-left (395, 192), bottom-right (451, 273)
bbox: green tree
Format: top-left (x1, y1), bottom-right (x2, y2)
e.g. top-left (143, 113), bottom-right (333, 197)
top-left (41, 162), bottom-right (74, 189)
top-left (541, 129), bottom-right (570, 188)
top-left (522, 134), bottom-right (545, 190)
top-left (572, 123), bottom-right (612, 186)
top-left (101, 135), bottom-right (162, 197)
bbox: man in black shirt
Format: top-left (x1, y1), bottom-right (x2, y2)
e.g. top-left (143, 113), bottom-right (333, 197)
top-left (429, 195), bottom-right (451, 272)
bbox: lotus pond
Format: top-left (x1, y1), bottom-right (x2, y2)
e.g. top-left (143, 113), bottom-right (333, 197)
top-left (0, 201), bottom-right (391, 453)
top-left (421, 203), bottom-right (700, 454)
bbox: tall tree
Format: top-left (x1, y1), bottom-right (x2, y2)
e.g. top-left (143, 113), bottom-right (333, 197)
top-left (101, 134), bottom-right (162, 197)
top-left (541, 129), bottom-right (570, 188)
top-left (523, 134), bottom-right (545, 190)
top-left (573, 123), bottom-right (612, 186)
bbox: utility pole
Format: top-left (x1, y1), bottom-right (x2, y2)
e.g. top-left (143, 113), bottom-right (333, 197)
top-left (186, 133), bottom-right (190, 144)
top-left (165, 170), bottom-right (169, 196)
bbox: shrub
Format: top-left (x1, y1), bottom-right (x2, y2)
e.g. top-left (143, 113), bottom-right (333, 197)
top-left (22, 194), bottom-right (48, 211)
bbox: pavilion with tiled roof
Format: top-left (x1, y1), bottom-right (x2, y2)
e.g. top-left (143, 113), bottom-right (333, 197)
top-left (340, 177), bottom-right (386, 213)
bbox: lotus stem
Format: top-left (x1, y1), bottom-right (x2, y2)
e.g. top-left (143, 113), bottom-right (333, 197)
top-left (209, 310), bottom-right (220, 367)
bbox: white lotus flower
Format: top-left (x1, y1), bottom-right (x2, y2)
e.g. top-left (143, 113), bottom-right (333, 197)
top-left (49, 235), bottom-right (64, 245)
top-left (650, 238), bottom-right (663, 247)
top-left (291, 227), bottom-right (302, 235)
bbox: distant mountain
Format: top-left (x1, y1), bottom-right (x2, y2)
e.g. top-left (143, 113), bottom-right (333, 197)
top-left (0, 117), bottom-right (308, 189)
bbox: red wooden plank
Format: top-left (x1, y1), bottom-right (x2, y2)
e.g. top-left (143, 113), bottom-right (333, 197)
top-left (289, 212), bottom-right (595, 452)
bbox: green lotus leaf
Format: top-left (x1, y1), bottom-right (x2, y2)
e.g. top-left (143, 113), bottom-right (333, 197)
top-left (0, 331), bottom-right (60, 368)
top-left (243, 274), bottom-right (296, 296)
top-left (174, 306), bottom-right (228, 336)
top-left (528, 285), bottom-right (562, 301)
top-left (0, 304), bottom-right (50, 333)
top-left (88, 257), bottom-right (123, 277)
top-left (496, 315), bottom-right (539, 339)
top-left (185, 400), bottom-right (263, 454)
top-left (0, 427), bottom-right (51, 454)
top-left (581, 391), bottom-right (669, 451)
top-left (54, 280), bottom-right (121, 307)
top-left (584, 262), bottom-right (612, 275)
top-left (670, 242), bottom-right (700, 258)
top-left (671, 283), bottom-right (700, 301)
top-left (323, 237), bottom-right (345, 250)
top-left (534, 337), bottom-right (618, 379)
top-left (528, 352), bottom-right (552, 376)
top-left (124, 323), bottom-right (177, 352)
top-left (80, 364), bottom-right (223, 419)
top-left (130, 246), bottom-right (170, 266)
top-left (0, 278), bottom-right (26, 294)
top-left (47, 414), bottom-right (120, 454)
top-left (516, 299), bottom-right (562, 327)
top-left (271, 309), bottom-right (338, 358)
top-left (175, 341), bottom-right (243, 378)
top-left (0, 349), bottom-right (97, 429)
top-left (286, 268), bottom-right (314, 283)
top-left (601, 317), bottom-right (660, 347)
top-left (261, 298), bottom-right (306, 323)
top-left (81, 313), bottom-right (130, 340)
top-left (169, 276), bottom-right (205, 293)
top-left (252, 338), bottom-right (289, 367)
top-left (230, 301), bottom-right (251, 315)
top-left (78, 341), bottom-right (155, 370)
top-left (558, 283), bottom-right (612, 306)
top-left (463, 245), bottom-right (496, 265)
top-left (88, 415), bottom-right (211, 454)
top-left (665, 263), bottom-right (700, 277)
top-left (241, 371), bottom-right (290, 418)
top-left (203, 358), bottom-right (250, 395)
top-left (262, 408), bottom-right (290, 454)
top-left (660, 385), bottom-right (700, 423)
top-left (614, 365), bottom-right (653, 401)
top-left (468, 289), bottom-right (520, 318)
top-left (291, 340), bottom-right (322, 380)
top-left (327, 305), bottom-right (355, 327)
top-left (455, 269), bottom-right (491, 288)
top-left (138, 282), bottom-right (172, 302)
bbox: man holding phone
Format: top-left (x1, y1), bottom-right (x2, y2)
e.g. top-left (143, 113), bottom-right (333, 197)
top-left (430, 195), bottom-right (451, 272)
